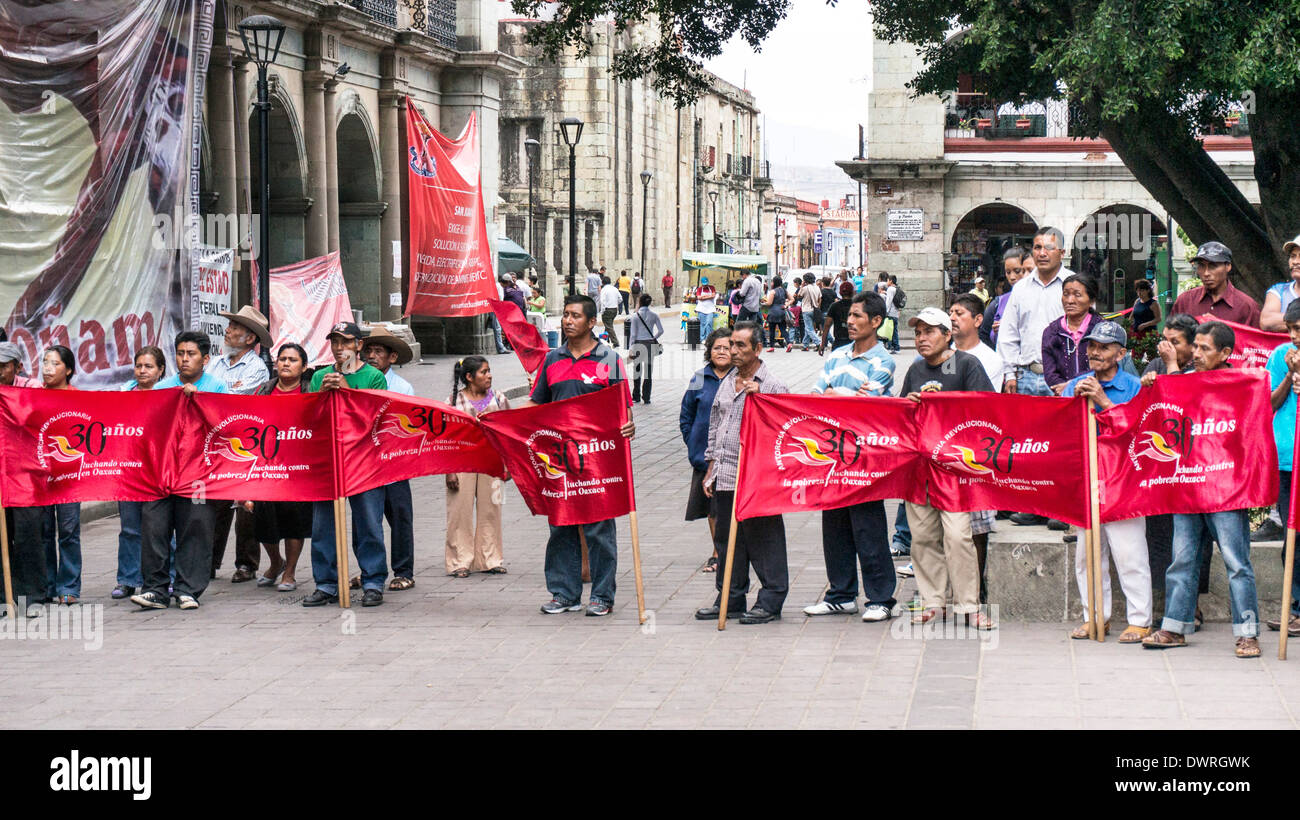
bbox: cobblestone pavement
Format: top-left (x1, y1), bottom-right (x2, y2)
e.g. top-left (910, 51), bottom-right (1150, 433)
top-left (4, 315), bottom-right (1299, 729)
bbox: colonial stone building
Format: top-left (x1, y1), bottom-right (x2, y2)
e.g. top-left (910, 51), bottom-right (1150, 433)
top-left (496, 16), bottom-right (769, 305)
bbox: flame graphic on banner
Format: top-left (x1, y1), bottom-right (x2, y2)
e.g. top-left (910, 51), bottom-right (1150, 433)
top-left (535, 451), bottom-right (565, 479)
top-left (46, 435), bottom-right (84, 464)
top-left (947, 444), bottom-right (993, 475)
top-left (787, 437), bottom-right (836, 468)
top-left (379, 413), bottom-right (426, 440)
top-left (1135, 430), bottom-right (1181, 463)
top-left (213, 435), bottom-right (258, 464)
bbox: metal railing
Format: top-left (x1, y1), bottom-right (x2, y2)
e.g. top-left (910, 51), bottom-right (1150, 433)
top-left (944, 93), bottom-right (1251, 140)
top-left (348, 0), bottom-right (397, 28)
top-left (410, 0), bottom-right (457, 48)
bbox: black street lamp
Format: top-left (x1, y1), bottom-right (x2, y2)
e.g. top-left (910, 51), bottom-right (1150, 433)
top-left (559, 117), bottom-right (583, 296)
top-left (708, 189), bottom-right (719, 253)
top-left (238, 14), bottom-right (285, 330)
top-left (773, 205), bottom-right (782, 271)
top-left (639, 169), bottom-right (651, 288)
top-left (524, 137), bottom-right (540, 268)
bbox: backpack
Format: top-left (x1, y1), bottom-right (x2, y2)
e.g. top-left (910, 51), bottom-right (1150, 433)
top-left (892, 286), bottom-right (907, 310)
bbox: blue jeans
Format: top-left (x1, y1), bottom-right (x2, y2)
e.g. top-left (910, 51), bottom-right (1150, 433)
top-left (890, 503), bottom-right (911, 554)
top-left (1163, 510), bottom-right (1258, 637)
top-left (310, 488), bottom-right (389, 594)
top-left (1014, 367), bottom-right (1052, 397)
top-left (885, 316), bottom-right (901, 351)
top-left (802, 311), bottom-right (821, 347)
top-left (486, 314), bottom-right (507, 353)
top-left (42, 503), bottom-right (81, 598)
top-left (117, 501), bottom-right (143, 588)
top-left (544, 518), bottom-right (617, 605)
top-left (384, 480), bottom-right (415, 579)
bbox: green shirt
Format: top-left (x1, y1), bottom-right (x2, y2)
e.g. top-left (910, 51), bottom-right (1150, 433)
top-left (308, 363), bottom-right (389, 392)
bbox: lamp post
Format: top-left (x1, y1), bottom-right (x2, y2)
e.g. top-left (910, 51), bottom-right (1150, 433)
top-left (773, 205), bottom-right (782, 272)
top-left (237, 14), bottom-right (286, 328)
top-left (559, 118), bottom-right (583, 296)
top-left (524, 137), bottom-right (540, 266)
top-left (639, 169), bottom-right (652, 288)
top-left (818, 216), bottom-right (825, 268)
top-left (708, 190), bottom-right (719, 253)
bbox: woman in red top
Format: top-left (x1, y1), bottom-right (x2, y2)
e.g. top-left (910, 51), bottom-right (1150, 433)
top-left (41, 346), bottom-right (82, 604)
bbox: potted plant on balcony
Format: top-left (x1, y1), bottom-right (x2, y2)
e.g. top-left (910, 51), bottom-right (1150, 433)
top-left (953, 117), bottom-right (977, 138)
top-left (1224, 113), bottom-right (1241, 128)
top-left (976, 117), bottom-right (992, 129)
top-left (1015, 117), bottom-right (1032, 129)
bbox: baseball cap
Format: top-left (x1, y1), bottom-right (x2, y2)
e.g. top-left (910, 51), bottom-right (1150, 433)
top-left (1284, 234), bottom-right (1300, 255)
top-left (908, 306), bottom-right (953, 332)
top-left (0, 342), bottom-right (22, 363)
top-left (974, 276), bottom-right (986, 283)
top-left (327, 321), bottom-right (366, 341)
top-left (1083, 319), bottom-right (1127, 347)
top-left (1193, 241), bottom-right (1232, 264)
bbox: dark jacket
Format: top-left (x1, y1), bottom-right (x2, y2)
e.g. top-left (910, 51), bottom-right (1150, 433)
top-left (1042, 310), bottom-right (1103, 388)
top-left (679, 364), bottom-right (728, 471)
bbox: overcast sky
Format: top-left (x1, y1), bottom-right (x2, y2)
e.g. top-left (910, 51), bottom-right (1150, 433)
top-left (704, 0), bottom-right (870, 174)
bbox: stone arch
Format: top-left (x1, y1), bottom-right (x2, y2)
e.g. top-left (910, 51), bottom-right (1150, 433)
top-left (1070, 202), bottom-right (1169, 312)
top-left (248, 72), bottom-right (308, 268)
top-left (336, 104), bottom-right (384, 319)
top-left (948, 202), bottom-right (1039, 294)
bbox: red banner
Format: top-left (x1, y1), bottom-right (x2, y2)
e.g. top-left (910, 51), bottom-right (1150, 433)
top-left (490, 299), bottom-right (549, 375)
top-left (0, 386), bottom-right (184, 506)
top-left (259, 251), bottom-right (355, 367)
top-left (477, 385), bottom-right (635, 526)
top-left (1198, 316), bottom-right (1288, 370)
top-left (404, 106), bottom-right (498, 317)
top-left (334, 389), bottom-right (506, 496)
top-left (1098, 370), bottom-right (1278, 521)
top-left (172, 392), bottom-right (337, 502)
top-left (734, 394), bottom-right (925, 521)
top-left (916, 393), bottom-right (1091, 527)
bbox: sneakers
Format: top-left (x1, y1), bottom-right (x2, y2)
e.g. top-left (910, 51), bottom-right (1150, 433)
top-left (302, 589), bottom-right (339, 607)
top-left (130, 591), bottom-right (169, 610)
top-left (861, 604), bottom-right (893, 622)
top-left (896, 562), bottom-right (915, 577)
top-left (889, 543), bottom-right (910, 557)
top-left (803, 600), bottom-right (858, 616)
top-left (1252, 519), bottom-right (1285, 542)
top-left (175, 594), bottom-right (199, 610)
top-left (540, 597), bottom-right (583, 614)
top-left (111, 584), bottom-right (135, 600)
top-left (585, 600), bottom-right (612, 617)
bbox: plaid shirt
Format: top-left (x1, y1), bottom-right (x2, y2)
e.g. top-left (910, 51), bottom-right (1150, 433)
top-left (705, 360), bottom-right (788, 491)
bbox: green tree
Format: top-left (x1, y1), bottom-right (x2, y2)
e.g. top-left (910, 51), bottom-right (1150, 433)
top-left (517, 0), bottom-right (1300, 297)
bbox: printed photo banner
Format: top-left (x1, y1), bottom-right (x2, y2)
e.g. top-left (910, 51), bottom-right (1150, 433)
top-left (334, 388), bottom-right (506, 497)
top-left (253, 251), bottom-right (355, 366)
top-left (735, 393), bottom-right (926, 521)
top-left (1097, 369), bottom-right (1278, 521)
top-left (477, 384), bottom-right (635, 527)
top-left (1198, 316), bottom-right (1288, 370)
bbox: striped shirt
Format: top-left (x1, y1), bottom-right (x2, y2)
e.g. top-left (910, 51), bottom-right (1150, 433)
top-left (704, 361), bottom-right (787, 491)
top-left (812, 340), bottom-right (894, 396)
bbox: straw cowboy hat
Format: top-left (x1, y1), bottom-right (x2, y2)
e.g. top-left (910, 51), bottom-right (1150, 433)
top-left (218, 305), bottom-right (272, 349)
top-left (363, 325), bottom-right (413, 365)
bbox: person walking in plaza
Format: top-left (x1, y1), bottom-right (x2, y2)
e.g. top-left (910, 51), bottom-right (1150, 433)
top-left (1042, 274), bottom-right (1103, 395)
top-left (1144, 321), bottom-right (1262, 657)
top-left (586, 268), bottom-right (602, 301)
top-left (39, 346), bottom-right (82, 605)
top-left (695, 322), bottom-right (790, 624)
top-left (113, 346), bottom-right (167, 600)
top-left (1131, 279), bottom-right (1161, 341)
top-left (446, 356), bottom-right (511, 577)
top-left (804, 291), bottom-right (897, 623)
top-left (1171, 241), bottom-right (1261, 328)
top-left (736, 268), bottom-right (763, 323)
top-left (694, 276), bottom-right (718, 335)
top-left (520, 295), bottom-right (634, 617)
top-left (247, 343), bottom-right (313, 592)
top-left (0, 343), bottom-right (47, 615)
top-left (1062, 320), bottom-right (1153, 642)
top-left (630, 273), bottom-right (643, 306)
top-left (883, 276), bottom-right (903, 352)
top-left (302, 322), bottom-right (391, 608)
top-left (617, 270), bottom-right (632, 314)
top-left (599, 275), bottom-right (622, 347)
top-left (681, 327), bottom-right (733, 574)
top-left (628, 292), bottom-right (664, 404)
top-left (817, 280), bottom-right (857, 355)
top-left (209, 306), bottom-right (271, 584)
top-left (902, 308), bottom-right (996, 629)
top-left (798, 272), bottom-right (822, 350)
top-left (997, 226), bottom-right (1073, 397)
top-left (1261, 234), bottom-right (1300, 332)
top-left (661, 269), bottom-right (674, 308)
top-left (762, 275), bottom-right (790, 351)
top-left (1265, 300), bottom-right (1300, 634)
top-left (131, 331), bottom-right (227, 612)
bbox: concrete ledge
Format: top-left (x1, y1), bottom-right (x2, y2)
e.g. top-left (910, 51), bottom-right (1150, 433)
top-left (987, 526), bottom-right (1289, 623)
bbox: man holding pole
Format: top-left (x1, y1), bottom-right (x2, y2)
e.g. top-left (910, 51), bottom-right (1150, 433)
top-left (1062, 320), bottom-right (1152, 643)
top-left (1265, 300), bottom-right (1300, 635)
top-left (519, 294), bottom-right (634, 618)
top-left (302, 322), bottom-right (390, 609)
top-left (802, 292), bottom-right (896, 623)
top-left (362, 328), bottom-right (418, 593)
top-left (1144, 321), bottom-right (1262, 657)
top-left (0, 342), bottom-right (48, 617)
top-left (695, 321), bottom-right (789, 625)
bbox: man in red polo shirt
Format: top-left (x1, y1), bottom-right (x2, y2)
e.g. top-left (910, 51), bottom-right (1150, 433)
top-left (1171, 241), bottom-right (1261, 328)
top-left (519, 294), bottom-right (635, 617)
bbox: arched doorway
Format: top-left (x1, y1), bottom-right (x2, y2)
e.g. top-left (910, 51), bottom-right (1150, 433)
top-left (1070, 205), bottom-right (1168, 313)
top-left (948, 203), bottom-right (1038, 297)
top-left (248, 90), bottom-right (306, 271)
top-left (336, 110), bottom-right (382, 320)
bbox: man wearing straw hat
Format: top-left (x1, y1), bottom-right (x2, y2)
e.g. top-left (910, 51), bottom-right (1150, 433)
top-left (209, 305), bottom-right (272, 583)
top-left (362, 326), bottom-right (418, 592)
top-left (0, 341), bottom-right (49, 617)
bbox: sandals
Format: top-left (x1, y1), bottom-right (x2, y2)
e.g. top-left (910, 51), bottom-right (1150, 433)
top-left (349, 575), bottom-right (362, 590)
top-left (966, 611), bottom-right (998, 631)
top-left (451, 569), bottom-right (470, 578)
top-left (276, 580), bottom-right (298, 592)
top-left (56, 595), bottom-right (78, 605)
top-left (486, 566), bottom-right (508, 574)
top-left (1070, 621), bottom-right (1110, 640)
top-left (1141, 629), bottom-right (1187, 649)
top-left (1235, 637), bottom-right (1261, 658)
top-left (388, 577), bottom-right (415, 591)
top-left (1118, 625), bottom-right (1152, 644)
top-left (702, 556), bottom-right (718, 573)
top-left (911, 607), bottom-right (945, 625)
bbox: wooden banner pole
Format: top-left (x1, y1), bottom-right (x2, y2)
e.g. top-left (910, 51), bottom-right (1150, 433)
top-left (628, 511), bottom-right (647, 625)
top-left (717, 443), bottom-right (744, 631)
top-left (1086, 400), bottom-right (1104, 642)
top-left (578, 525), bottom-right (591, 583)
top-left (0, 500), bottom-right (13, 621)
top-left (1281, 526), bottom-right (1296, 660)
top-left (334, 498), bottom-right (351, 608)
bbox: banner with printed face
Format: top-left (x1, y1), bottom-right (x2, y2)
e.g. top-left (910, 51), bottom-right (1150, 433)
top-left (1097, 369), bottom-right (1277, 521)
top-left (197, 246), bottom-right (234, 355)
top-left (404, 106), bottom-right (498, 317)
top-left (172, 391), bottom-right (336, 502)
top-left (0, 0), bottom-right (212, 388)
top-left (477, 384), bottom-right (634, 526)
top-left (0, 385), bottom-right (183, 506)
top-left (489, 298), bottom-right (549, 375)
top-left (734, 394), bottom-right (925, 521)
top-left (334, 389), bottom-right (506, 496)
top-left (916, 393), bottom-right (1091, 527)
top-left (1197, 316), bottom-right (1288, 370)
top-left (258, 251), bottom-right (354, 366)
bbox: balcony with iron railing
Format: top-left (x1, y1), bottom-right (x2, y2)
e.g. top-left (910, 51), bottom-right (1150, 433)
top-left (343, 0), bottom-right (458, 49)
top-left (348, 0), bottom-right (397, 28)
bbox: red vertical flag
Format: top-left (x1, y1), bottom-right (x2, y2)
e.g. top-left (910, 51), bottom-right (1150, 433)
top-left (404, 105), bottom-right (499, 317)
top-left (489, 298), bottom-right (549, 375)
top-left (476, 384), bottom-right (634, 526)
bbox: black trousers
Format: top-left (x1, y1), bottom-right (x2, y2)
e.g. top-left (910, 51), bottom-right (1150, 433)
top-left (2, 506), bottom-right (49, 604)
top-left (822, 501), bottom-right (896, 607)
top-left (142, 496), bottom-right (216, 599)
top-left (1147, 514), bottom-right (1213, 594)
top-left (212, 502), bottom-right (259, 572)
top-left (630, 343), bottom-right (654, 402)
top-left (711, 490), bottom-right (788, 614)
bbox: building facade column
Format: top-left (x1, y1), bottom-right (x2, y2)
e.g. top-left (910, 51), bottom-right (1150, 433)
top-left (324, 79), bottom-right (340, 253)
top-left (231, 54), bottom-right (253, 306)
top-left (209, 46), bottom-right (239, 240)
top-left (378, 90), bottom-right (404, 323)
top-left (303, 71), bottom-right (330, 259)
top-left (543, 213), bottom-right (558, 310)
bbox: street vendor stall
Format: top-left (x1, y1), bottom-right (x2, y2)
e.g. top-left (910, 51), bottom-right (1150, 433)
top-left (679, 252), bottom-right (770, 332)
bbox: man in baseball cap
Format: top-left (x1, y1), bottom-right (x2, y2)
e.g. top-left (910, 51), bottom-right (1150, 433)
top-left (1171, 241), bottom-right (1261, 327)
top-left (0, 342), bottom-right (38, 388)
top-left (1261, 234), bottom-right (1300, 332)
top-left (1062, 319), bottom-right (1151, 643)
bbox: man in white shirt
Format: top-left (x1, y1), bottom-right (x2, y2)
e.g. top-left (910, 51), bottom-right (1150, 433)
top-left (695, 276), bottom-right (718, 332)
top-left (949, 293), bottom-right (1004, 390)
top-left (884, 275), bottom-right (901, 352)
top-left (361, 327), bottom-right (418, 592)
top-left (996, 226), bottom-right (1073, 397)
top-left (598, 275), bottom-right (623, 346)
